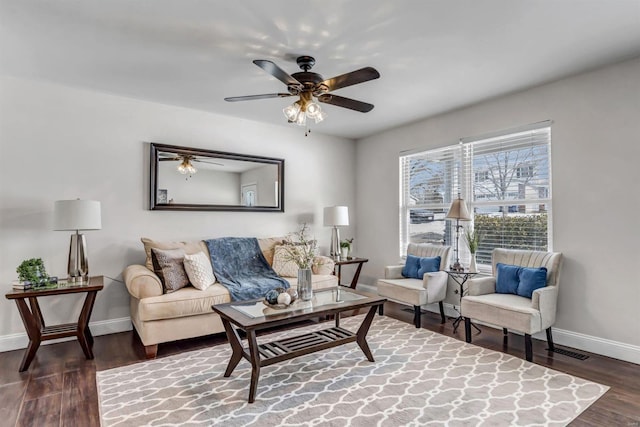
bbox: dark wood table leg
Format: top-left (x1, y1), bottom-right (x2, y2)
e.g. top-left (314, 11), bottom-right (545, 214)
top-left (77, 291), bottom-right (98, 359)
top-left (349, 262), bottom-right (365, 289)
top-left (29, 297), bottom-right (45, 330)
top-left (221, 319), bottom-right (245, 377)
top-left (246, 330), bottom-right (261, 403)
top-left (355, 305), bottom-right (378, 362)
top-left (15, 298), bottom-right (42, 372)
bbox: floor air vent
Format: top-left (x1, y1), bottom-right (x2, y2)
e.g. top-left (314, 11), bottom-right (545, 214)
top-left (548, 347), bottom-right (589, 360)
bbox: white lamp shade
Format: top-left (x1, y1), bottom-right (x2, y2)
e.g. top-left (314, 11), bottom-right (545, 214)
top-left (324, 206), bottom-right (349, 227)
top-left (446, 197), bottom-right (471, 221)
top-left (54, 200), bottom-right (102, 231)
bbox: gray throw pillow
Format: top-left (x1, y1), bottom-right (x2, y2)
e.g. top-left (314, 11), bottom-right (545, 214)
top-left (151, 247), bottom-right (190, 293)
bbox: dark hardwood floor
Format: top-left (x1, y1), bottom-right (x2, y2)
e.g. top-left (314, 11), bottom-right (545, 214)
top-left (1, 302), bottom-right (638, 426)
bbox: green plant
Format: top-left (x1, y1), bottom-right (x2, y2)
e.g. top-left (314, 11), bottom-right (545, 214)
top-left (16, 258), bottom-right (49, 284)
top-left (282, 223), bottom-right (318, 269)
top-left (463, 228), bottom-right (481, 254)
top-left (340, 238), bottom-right (353, 249)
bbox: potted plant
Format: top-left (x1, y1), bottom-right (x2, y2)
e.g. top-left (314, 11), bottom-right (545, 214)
top-left (16, 258), bottom-right (49, 285)
top-left (340, 238), bottom-right (353, 259)
top-left (463, 228), bottom-right (481, 272)
top-left (282, 223), bottom-right (318, 300)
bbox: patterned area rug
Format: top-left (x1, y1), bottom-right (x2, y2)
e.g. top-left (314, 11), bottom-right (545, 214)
top-left (97, 316), bottom-right (608, 426)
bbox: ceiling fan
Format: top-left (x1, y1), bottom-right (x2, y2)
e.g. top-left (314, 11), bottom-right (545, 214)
top-left (224, 56), bottom-right (380, 126)
top-left (159, 153), bottom-right (224, 175)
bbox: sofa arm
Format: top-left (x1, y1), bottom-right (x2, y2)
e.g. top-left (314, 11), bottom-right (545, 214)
top-left (384, 265), bottom-right (404, 279)
top-left (123, 265), bottom-right (163, 299)
top-left (313, 256), bottom-right (335, 275)
top-left (467, 276), bottom-right (496, 296)
top-left (532, 286), bottom-right (558, 329)
top-left (423, 271), bottom-right (448, 302)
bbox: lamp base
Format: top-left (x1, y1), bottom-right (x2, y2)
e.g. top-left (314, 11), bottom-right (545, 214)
top-left (68, 232), bottom-right (89, 282)
top-left (330, 226), bottom-right (341, 259)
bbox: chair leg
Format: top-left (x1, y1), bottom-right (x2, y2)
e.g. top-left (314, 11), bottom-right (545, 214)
top-left (503, 328), bottom-right (508, 336)
top-left (546, 328), bottom-right (555, 351)
top-left (525, 334), bottom-right (533, 362)
top-left (413, 305), bottom-right (421, 328)
top-left (378, 304), bottom-right (384, 316)
top-left (464, 318), bottom-right (472, 343)
top-left (438, 301), bottom-right (446, 324)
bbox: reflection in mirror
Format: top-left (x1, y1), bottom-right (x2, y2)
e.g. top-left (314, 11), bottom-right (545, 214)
top-left (150, 143), bottom-right (284, 211)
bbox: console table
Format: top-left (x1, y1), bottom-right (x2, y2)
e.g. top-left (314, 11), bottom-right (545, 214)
top-left (333, 257), bottom-right (368, 289)
top-left (5, 276), bottom-right (103, 371)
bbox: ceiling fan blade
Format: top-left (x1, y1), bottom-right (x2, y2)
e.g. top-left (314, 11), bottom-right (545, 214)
top-left (317, 94), bottom-right (374, 113)
top-left (224, 93), bottom-right (293, 102)
top-left (321, 67), bottom-right (380, 92)
top-left (253, 60), bottom-right (303, 88)
top-left (193, 159), bottom-right (225, 166)
top-left (159, 157), bottom-right (179, 161)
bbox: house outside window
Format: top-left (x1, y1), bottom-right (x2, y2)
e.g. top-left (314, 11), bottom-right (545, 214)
top-left (400, 122), bottom-right (552, 269)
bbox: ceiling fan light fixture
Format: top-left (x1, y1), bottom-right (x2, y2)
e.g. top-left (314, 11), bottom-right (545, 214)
top-left (295, 109), bottom-right (307, 126)
top-left (177, 158), bottom-right (197, 175)
top-left (313, 109), bottom-right (327, 124)
top-left (305, 101), bottom-right (321, 118)
top-left (283, 101), bottom-right (301, 121)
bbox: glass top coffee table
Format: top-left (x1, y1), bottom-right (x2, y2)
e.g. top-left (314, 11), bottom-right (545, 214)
top-left (212, 288), bottom-right (386, 403)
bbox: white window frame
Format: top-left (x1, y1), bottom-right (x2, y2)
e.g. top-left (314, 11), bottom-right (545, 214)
top-left (400, 121), bottom-right (553, 270)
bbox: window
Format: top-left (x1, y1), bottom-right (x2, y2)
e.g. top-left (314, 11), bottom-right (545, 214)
top-left (400, 122), bottom-right (552, 268)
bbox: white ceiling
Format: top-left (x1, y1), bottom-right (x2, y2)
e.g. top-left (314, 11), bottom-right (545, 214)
top-left (1, 1), bottom-right (639, 139)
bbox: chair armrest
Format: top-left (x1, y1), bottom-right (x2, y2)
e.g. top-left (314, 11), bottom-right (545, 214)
top-left (123, 265), bottom-right (163, 299)
top-left (423, 271), bottom-right (448, 302)
top-left (384, 265), bottom-right (404, 279)
top-left (532, 286), bottom-right (558, 329)
top-left (312, 256), bottom-right (335, 275)
top-left (467, 276), bottom-right (496, 296)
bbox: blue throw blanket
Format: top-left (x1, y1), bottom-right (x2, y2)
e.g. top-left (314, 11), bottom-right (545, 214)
top-left (205, 237), bottom-right (289, 301)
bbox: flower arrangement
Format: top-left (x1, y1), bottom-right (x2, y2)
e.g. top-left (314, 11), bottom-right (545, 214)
top-left (17, 258), bottom-right (49, 284)
top-left (340, 238), bottom-right (353, 250)
top-left (282, 223), bottom-right (318, 270)
top-left (463, 228), bottom-right (481, 254)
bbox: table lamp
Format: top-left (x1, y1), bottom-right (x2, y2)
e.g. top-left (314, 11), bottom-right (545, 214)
top-left (323, 206), bottom-right (349, 259)
top-left (445, 194), bottom-right (471, 271)
top-left (54, 199), bottom-right (102, 282)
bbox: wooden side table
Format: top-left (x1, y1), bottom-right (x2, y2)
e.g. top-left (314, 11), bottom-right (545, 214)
top-left (333, 257), bottom-right (368, 289)
top-left (5, 276), bottom-right (104, 371)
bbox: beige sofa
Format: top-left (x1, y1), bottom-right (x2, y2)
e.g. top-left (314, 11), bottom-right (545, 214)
top-left (123, 236), bottom-right (337, 358)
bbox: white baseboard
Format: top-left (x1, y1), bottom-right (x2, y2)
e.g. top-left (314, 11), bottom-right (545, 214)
top-left (0, 317), bottom-right (132, 353)
top-left (360, 285), bottom-right (640, 366)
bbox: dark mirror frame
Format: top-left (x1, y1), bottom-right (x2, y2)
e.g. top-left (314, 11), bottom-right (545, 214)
top-left (149, 143), bottom-right (285, 212)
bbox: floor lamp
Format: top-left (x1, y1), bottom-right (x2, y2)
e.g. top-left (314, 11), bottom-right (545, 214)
top-left (54, 199), bottom-right (102, 282)
top-left (324, 206), bottom-right (349, 259)
top-left (446, 194), bottom-right (471, 271)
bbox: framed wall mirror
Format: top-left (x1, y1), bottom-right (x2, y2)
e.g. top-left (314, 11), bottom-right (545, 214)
top-left (149, 143), bottom-right (285, 212)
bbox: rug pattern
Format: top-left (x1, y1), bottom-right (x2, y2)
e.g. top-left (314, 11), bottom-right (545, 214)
top-left (97, 316), bottom-right (608, 426)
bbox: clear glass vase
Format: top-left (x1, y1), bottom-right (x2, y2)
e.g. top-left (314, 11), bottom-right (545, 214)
top-left (297, 268), bottom-right (313, 301)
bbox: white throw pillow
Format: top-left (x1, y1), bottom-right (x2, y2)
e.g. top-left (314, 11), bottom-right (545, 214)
top-left (183, 251), bottom-right (216, 290)
top-left (272, 245), bottom-right (300, 278)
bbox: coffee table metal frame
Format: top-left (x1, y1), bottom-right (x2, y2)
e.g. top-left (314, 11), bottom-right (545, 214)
top-left (212, 288), bottom-right (386, 403)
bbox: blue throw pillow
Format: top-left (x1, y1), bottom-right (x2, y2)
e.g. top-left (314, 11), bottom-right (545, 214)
top-left (496, 263), bottom-right (520, 294)
top-left (517, 267), bottom-right (548, 298)
top-left (417, 256), bottom-right (441, 278)
top-left (402, 254), bottom-right (421, 279)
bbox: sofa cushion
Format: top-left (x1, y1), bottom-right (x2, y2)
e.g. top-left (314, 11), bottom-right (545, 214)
top-left (417, 256), bottom-right (441, 277)
top-left (496, 263), bottom-right (520, 295)
top-left (138, 284), bottom-right (232, 321)
top-left (141, 237), bottom-right (209, 271)
top-left (257, 236), bottom-right (287, 266)
top-left (272, 245), bottom-right (300, 277)
top-left (183, 251), bottom-right (216, 290)
top-left (402, 254), bottom-right (421, 278)
top-left (517, 266), bottom-right (548, 298)
top-left (151, 247), bottom-right (191, 293)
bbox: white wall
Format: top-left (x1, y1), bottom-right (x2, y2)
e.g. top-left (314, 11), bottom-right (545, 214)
top-left (356, 57), bottom-right (640, 360)
top-left (158, 165), bottom-right (241, 205)
top-left (0, 76), bottom-right (355, 343)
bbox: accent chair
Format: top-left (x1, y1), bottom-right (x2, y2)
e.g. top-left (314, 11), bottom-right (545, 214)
top-left (461, 248), bottom-right (563, 362)
top-left (377, 243), bottom-right (451, 328)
